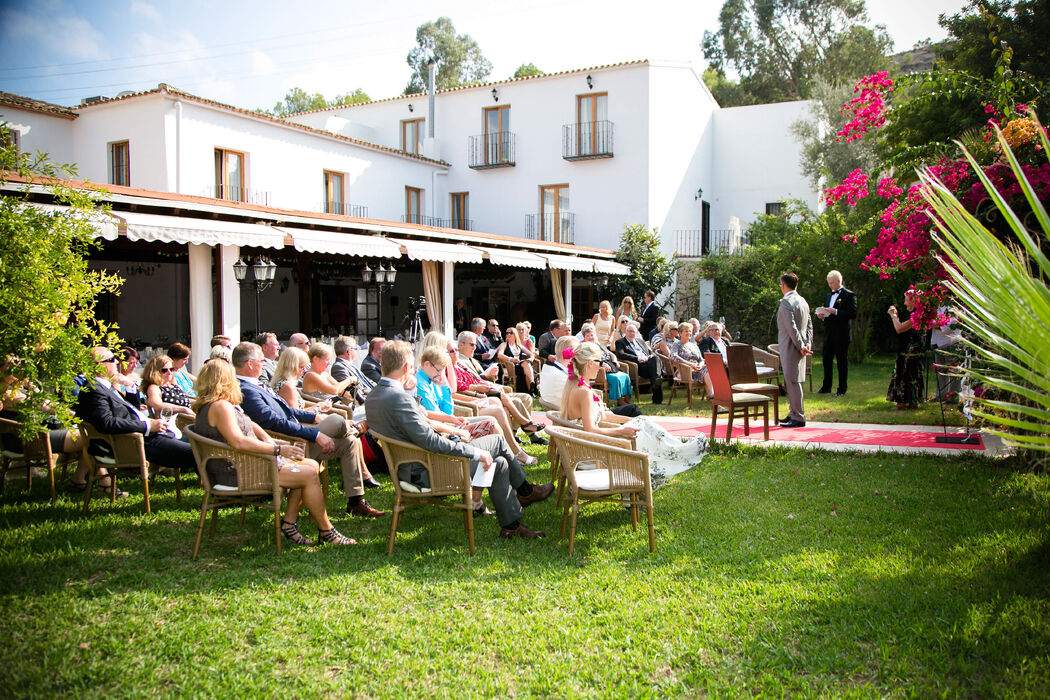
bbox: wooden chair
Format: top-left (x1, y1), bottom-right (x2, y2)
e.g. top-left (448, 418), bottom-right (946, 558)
top-left (0, 416), bottom-right (76, 503)
top-left (669, 358), bottom-right (700, 410)
top-left (766, 344), bottom-right (813, 392)
top-left (545, 425), bottom-right (654, 555)
top-left (704, 353), bottom-right (771, 443)
top-left (184, 425), bottom-right (284, 558)
top-left (726, 345), bottom-right (780, 423)
top-left (370, 430), bottom-right (476, 555)
top-left (78, 422), bottom-right (182, 515)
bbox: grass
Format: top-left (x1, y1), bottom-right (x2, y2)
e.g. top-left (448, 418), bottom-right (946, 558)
top-left (1, 440), bottom-right (1047, 697)
top-left (641, 354), bottom-right (967, 426)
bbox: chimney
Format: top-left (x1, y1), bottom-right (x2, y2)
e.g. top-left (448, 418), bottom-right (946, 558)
top-left (427, 59), bottom-right (436, 138)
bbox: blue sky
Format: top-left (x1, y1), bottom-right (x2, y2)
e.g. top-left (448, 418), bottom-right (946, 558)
top-left (0, 0), bottom-right (968, 110)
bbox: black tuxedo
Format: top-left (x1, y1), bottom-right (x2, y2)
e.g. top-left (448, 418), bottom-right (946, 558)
top-left (75, 380), bottom-right (195, 471)
top-left (638, 301), bottom-right (660, 340)
top-left (821, 286), bottom-right (857, 393)
top-left (614, 336), bottom-right (663, 403)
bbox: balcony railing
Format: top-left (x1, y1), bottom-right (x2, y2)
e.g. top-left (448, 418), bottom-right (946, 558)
top-left (562, 120), bottom-right (614, 160)
top-left (525, 212), bottom-right (575, 244)
top-left (435, 218), bottom-right (474, 231)
top-left (401, 214), bottom-right (442, 227)
top-left (468, 131), bottom-right (516, 169)
top-left (675, 229), bottom-right (751, 258)
top-left (202, 184), bottom-right (271, 206)
top-left (320, 202), bottom-right (369, 218)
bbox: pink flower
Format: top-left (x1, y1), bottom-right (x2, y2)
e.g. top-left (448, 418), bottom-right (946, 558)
top-left (824, 169), bottom-right (869, 206)
top-left (877, 177), bottom-right (903, 199)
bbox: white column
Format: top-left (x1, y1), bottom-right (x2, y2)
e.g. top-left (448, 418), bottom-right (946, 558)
top-left (564, 270), bottom-right (573, 327)
top-left (442, 261), bottom-right (454, 339)
top-left (187, 243), bottom-right (213, 373)
top-left (218, 245), bottom-right (241, 345)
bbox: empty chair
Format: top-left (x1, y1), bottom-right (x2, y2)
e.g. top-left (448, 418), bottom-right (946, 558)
top-left (726, 344), bottom-right (780, 422)
top-left (78, 422), bottom-right (182, 515)
top-left (705, 353), bottom-right (772, 443)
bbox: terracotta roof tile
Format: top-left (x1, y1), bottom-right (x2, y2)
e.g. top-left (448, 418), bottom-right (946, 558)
top-left (0, 91), bottom-right (78, 119)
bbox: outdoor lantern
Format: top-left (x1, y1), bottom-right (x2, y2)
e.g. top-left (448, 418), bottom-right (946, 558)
top-left (408, 103), bottom-right (414, 112)
top-left (361, 263), bottom-right (373, 284)
top-left (252, 257), bottom-right (273, 282)
top-left (491, 88), bottom-right (499, 102)
top-left (586, 74), bottom-right (593, 89)
top-left (598, 275), bottom-right (609, 287)
top-left (232, 257), bottom-right (248, 281)
top-left (385, 264), bottom-right (397, 284)
top-left (695, 187), bottom-right (704, 200)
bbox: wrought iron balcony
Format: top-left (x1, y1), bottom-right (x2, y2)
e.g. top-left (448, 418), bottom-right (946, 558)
top-left (675, 229), bottom-right (750, 258)
top-left (525, 212), bottom-right (575, 244)
top-left (435, 218), bottom-right (474, 231)
top-left (468, 131), bottom-right (516, 169)
top-left (562, 120), bottom-right (614, 160)
top-left (401, 214), bottom-right (442, 227)
top-left (203, 184), bottom-right (271, 206)
top-left (320, 201), bottom-right (369, 218)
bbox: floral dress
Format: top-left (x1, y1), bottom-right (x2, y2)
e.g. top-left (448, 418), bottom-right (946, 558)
top-left (887, 328), bottom-right (925, 405)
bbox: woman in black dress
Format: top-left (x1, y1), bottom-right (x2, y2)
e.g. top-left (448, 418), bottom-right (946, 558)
top-left (497, 327), bottom-right (537, 395)
top-left (887, 291), bottom-right (925, 410)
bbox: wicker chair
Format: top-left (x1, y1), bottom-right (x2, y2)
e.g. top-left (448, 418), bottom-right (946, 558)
top-left (184, 425), bottom-right (284, 558)
top-left (263, 428), bottom-right (328, 496)
top-left (78, 422), bottom-right (182, 515)
top-left (704, 353), bottom-right (771, 443)
top-left (0, 416), bottom-right (76, 503)
top-left (669, 358), bottom-right (701, 410)
top-left (618, 358), bottom-right (650, 402)
top-left (545, 410), bottom-right (636, 504)
top-left (748, 346), bottom-right (780, 382)
top-left (545, 425), bottom-right (654, 555)
top-left (370, 430), bottom-right (476, 555)
top-left (726, 345), bottom-right (780, 423)
top-left (496, 353), bottom-right (520, 392)
top-left (766, 344), bottom-right (813, 392)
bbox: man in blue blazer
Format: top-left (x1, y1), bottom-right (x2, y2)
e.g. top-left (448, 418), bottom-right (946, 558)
top-left (232, 342), bottom-right (383, 518)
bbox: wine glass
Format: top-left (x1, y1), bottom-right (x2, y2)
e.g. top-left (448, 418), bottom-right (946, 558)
top-left (160, 406), bottom-right (174, 431)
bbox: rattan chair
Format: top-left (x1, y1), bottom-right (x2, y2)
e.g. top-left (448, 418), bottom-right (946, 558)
top-left (748, 346), bottom-right (780, 382)
top-left (545, 425), bottom-right (654, 554)
top-left (496, 353), bottom-right (520, 392)
top-left (370, 430), bottom-right (475, 555)
top-left (545, 410), bottom-right (636, 504)
top-left (618, 358), bottom-right (650, 402)
top-left (766, 344), bottom-right (813, 392)
top-left (0, 416), bottom-right (76, 503)
top-left (184, 425), bottom-right (284, 558)
top-left (263, 428), bottom-right (328, 496)
top-left (726, 345), bottom-right (780, 423)
top-left (705, 353), bottom-right (771, 443)
top-left (78, 422), bottom-right (182, 515)
top-left (669, 357), bottom-right (701, 410)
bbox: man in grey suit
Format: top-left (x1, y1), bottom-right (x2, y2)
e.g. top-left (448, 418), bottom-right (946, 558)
top-left (331, 335), bottom-right (372, 404)
top-left (776, 272), bottom-right (813, 428)
top-left (365, 341), bottom-right (553, 539)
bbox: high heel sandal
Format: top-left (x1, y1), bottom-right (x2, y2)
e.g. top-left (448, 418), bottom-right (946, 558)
top-left (318, 527), bottom-right (356, 546)
top-left (515, 449), bottom-right (538, 466)
top-left (473, 500), bottom-right (495, 516)
top-left (280, 519), bottom-right (315, 546)
top-left (520, 421), bottom-right (542, 434)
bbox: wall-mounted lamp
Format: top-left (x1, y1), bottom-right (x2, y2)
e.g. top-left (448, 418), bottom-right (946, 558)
top-left (586, 74), bottom-right (593, 90)
top-left (491, 87), bottom-right (499, 102)
top-left (408, 103), bottom-right (414, 112)
top-left (694, 187), bottom-right (704, 201)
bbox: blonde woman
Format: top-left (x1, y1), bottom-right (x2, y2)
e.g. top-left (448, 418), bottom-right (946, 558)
top-left (496, 326), bottom-right (537, 396)
top-left (608, 315), bottom-right (632, 350)
top-left (561, 342), bottom-right (705, 482)
top-left (590, 300), bottom-right (616, 348)
top-left (515, 323), bottom-right (535, 354)
top-left (140, 354), bottom-right (194, 418)
top-left (192, 360), bottom-right (353, 546)
top-left (615, 296), bottom-right (637, 322)
top-left (270, 347), bottom-right (313, 411)
top-left (302, 343), bottom-right (355, 404)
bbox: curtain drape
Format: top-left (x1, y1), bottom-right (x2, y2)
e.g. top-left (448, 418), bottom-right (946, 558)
top-left (551, 269), bottom-right (566, 321)
top-left (422, 260), bottom-right (444, 331)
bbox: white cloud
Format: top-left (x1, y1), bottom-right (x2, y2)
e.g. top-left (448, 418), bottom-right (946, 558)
top-left (0, 6), bottom-right (108, 62)
top-left (129, 1), bottom-right (162, 23)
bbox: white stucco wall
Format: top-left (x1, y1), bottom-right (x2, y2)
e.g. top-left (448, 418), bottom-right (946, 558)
top-left (0, 106), bottom-right (76, 166)
top-left (69, 96), bottom-right (171, 191)
top-left (712, 100), bottom-right (818, 227)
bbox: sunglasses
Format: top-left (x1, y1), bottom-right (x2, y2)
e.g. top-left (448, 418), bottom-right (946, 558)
top-left (100, 356), bottom-right (118, 363)
top-left (161, 367), bottom-right (174, 373)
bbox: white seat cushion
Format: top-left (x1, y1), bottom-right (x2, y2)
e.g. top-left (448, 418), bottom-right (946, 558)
top-left (574, 468), bottom-right (643, 491)
top-left (399, 480), bottom-right (432, 494)
top-left (731, 383), bottom-right (775, 392)
top-left (727, 392), bottom-right (770, 403)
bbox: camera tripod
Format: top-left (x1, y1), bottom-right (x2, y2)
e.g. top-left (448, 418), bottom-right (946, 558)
top-left (401, 308), bottom-right (425, 343)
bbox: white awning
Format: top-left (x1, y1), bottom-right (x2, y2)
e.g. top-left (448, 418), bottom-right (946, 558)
top-left (25, 203), bottom-right (118, 240)
top-left (389, 238), bottom-right (484, 264)
top-left (592, 259), bottom-right (632, 275)
top-left (276, 227), bottom-right (401, 258)
top-left (473, 246), bottom-right (548, 269)
top-left (110, 211), bottom-right (285, 248)
top-left (538, 253), bottom-right (596, 272)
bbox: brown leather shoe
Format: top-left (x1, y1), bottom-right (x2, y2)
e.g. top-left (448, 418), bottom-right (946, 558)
top-left (517, 482), bottom-right (554, 507)
top-left (347, 499), bottom-right (386, 518)
top-left (499, 524), bottom-right (546, 539)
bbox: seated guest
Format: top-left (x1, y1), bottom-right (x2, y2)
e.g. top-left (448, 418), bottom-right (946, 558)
top-left (209, 345), bottom-right (232, 363)
top-left (233, 342), bottom-right (383, 518)
top-left (580, 323), bottom-right (633, 409)
top-left (536, 319), bottom-right (569, 365)
top-left (515, 322), bottom-right (536, 354)
top-left (648, 316), bottom-right (667, 343)
top-left (471, 318), bottom-right (499, 371)
top-left (76, 347), bottom-right (196, 474)
top-left (331, 335), bottom-right (373, 403)
top-left (209, 334), bottom-right (231, 349)
top-left (366, 340), bottom-right (553, 539)
top-left (115, 346), bottom-right (143, 406)
top-left (590, 300), bottom-right (616, 348)
top-left (538, 336), bottom-right (580, 407)
top-left (608, 315), bottom-right (632, 351)
top-left (192, 360), bottom-right (353, 546)
top-left (522, 321), bottom-right (536, 349)
top-left (698, 322), bottom-right (728, 364)
top-left (140, 354), bottom-right (194, 418)
top-left (254, 332), bottom-right (280, 384)
top-left (360, 337), bottom-right (385, 384)
top-left (270, 347), bottom-right (313, 410)
top-left (496, 326), bottom-right (537, 396)
top-left (167, 342), bottom-right (196, 397)
top-left (651, 321), bottom-right (679, 357)
top-left (669, 322), bottom-right (714, 397)
top-left (483, 318), bottom-right (503, 347)
top-left (302, 342), bottom-right (356, 405)
top-left (688, 318), bottom-right (703, 343)
top-left (288, 333), bottom-right (311, 353)
top-left (614, 322), bottom-right (663, 404)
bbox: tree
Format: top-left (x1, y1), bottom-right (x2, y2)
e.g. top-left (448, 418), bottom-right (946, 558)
top-left (511, 63), bottom-right (544, 79)
top-left (791, 77), bottom-right (881, 189)
top-left (701, 0), bottom-right (892, 106)
top-left (607, 225), bottom-right (676, 305)
top-left (267, 87), bottom-right (372, 116)
top-left (331, 88), bottom-right (371, 106)
top-left (0, 127), bottom-right (123, 435)
top-left (404, 17), bottom-right (492, 95)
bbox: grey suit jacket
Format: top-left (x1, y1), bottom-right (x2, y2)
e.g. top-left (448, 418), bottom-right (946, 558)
top-left (777, 290), bottom-right (812, 382)
top-left (364, 378), bottom-right (479, 484)
top-left (330, 357), bottom-right (352, 382)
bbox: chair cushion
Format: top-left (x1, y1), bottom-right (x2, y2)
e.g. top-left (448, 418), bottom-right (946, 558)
top-left (731, 383), bottom-right (776, 392)
top-left (755, 367), bottom-right (778, 379)
top-left (575, 468), bottom-right (644, 491)
top-left (399, 480), bottom-right (432, 494)
top-left (212, 483), bottom-right (240, 492)
top-left (94, 455), bottom-right (116, 465)
top-left (729, 392), bottom-right (771, 403)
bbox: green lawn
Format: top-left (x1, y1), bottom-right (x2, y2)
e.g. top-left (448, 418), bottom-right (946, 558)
top-left (642, 354), bottom-right (967, 426)
top-left (1, 442), bottom-right (1047, 697)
